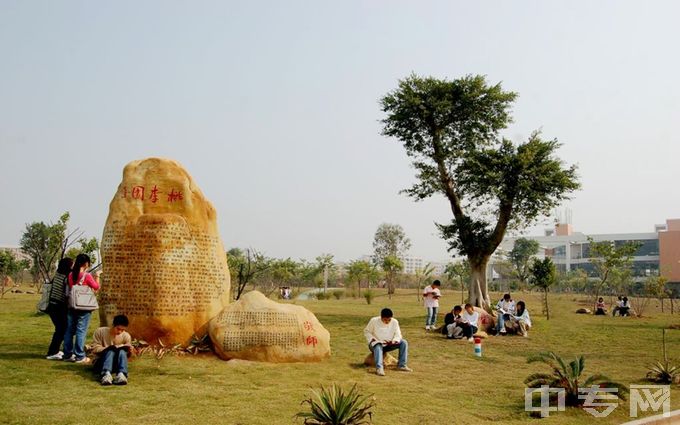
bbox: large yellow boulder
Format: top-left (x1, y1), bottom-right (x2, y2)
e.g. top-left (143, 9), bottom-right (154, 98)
top-left (209, 291), bottom-right (331, 362)
top-left (99, 158), bottom-right (231, 345)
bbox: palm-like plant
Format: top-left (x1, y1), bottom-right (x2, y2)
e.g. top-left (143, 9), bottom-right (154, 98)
top-left (647, 360), bottom-right (680, 384)
top-left (525, 351), bottom-right (628, 406)
top-left (647, 329), bottom-right (680, 384)
top-left (296, 384), bottom-right (375, 425)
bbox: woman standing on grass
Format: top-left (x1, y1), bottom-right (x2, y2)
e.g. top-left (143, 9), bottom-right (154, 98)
top-left (63, 254), bottom-right (100, 363)
top-left (45, 257), bottom-right (73, 360)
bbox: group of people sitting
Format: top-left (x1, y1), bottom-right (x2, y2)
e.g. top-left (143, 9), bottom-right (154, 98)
top-left (595, 296), bottom-right (631, 316)
top-left (361, 288), bottom-right (532, 377)
top-left (423, 280), bottom-right (532, 339)
top-left (44, 254), bottom-right (133, 385)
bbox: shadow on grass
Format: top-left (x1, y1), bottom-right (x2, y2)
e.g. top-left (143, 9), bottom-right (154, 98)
top-left (0, 351), bottom-right (45, 361)
top-left (53, 362), bottom-right (99, 383)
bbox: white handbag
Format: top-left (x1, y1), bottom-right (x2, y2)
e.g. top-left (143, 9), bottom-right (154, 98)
top-left (67, 274), bottom-right (99, 311)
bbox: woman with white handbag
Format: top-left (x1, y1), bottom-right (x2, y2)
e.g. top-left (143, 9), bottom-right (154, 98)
top-left (63, 254), bottom-right (101, 363)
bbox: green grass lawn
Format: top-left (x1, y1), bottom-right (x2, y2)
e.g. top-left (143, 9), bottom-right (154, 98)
top-left (1, 288), bottom-right (678, 425)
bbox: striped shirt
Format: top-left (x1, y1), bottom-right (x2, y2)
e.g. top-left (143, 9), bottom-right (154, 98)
top-left (48, 272), bottom-right (68, 305)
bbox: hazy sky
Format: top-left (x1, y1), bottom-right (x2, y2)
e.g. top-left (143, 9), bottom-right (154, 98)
top-left (1, 1), bottom-right (679, 263)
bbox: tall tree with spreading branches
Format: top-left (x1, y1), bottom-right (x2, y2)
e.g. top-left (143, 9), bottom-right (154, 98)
top-left (380, 74), bottom-right (580, 308)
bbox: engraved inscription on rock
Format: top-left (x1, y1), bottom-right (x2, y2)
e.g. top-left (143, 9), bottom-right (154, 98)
top-left (99, 158), bottom-right (231, 345)
top-left (209, 291), bottom-right (331, 363)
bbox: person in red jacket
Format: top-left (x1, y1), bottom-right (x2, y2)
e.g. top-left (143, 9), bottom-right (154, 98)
top-left (63, 254), bottom-right (100, 363)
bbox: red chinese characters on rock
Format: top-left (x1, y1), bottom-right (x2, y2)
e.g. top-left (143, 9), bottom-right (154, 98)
top-left (132, 186), bottom-right (145, 200)
top-left (149, 185), bottom-right (160, 203)
top-left (305, 335), bottom-right (318, 348)
top-left (167, 188), bottom-right (183, 203)
top-left (119, 185), bottom-right (182, 204)
top-left (303, 321), bottom-right (314, 332)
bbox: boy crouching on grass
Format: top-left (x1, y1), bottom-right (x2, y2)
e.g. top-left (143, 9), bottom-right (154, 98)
top-left (91, 315), bottom-right (133, 386)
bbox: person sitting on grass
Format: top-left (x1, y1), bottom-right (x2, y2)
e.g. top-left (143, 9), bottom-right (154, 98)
top-left (91, 314), bottom-right (133, 386)
top-left (363, 308), bottom-right (413, 376)
top-left (612, 296), bottom-right (623, 316)
top-left (494, 293), bottom-right (515, 335)
top-left (506, 301), bottom-right (532, 337)
top-left (595, 297), bottom-right (607, 315)
top-left (442, 305), bottom-right (464, 339)
top-left (457, 304), bottom-right (479, 342)
top-left (618, 296), bottom-right (631, 317)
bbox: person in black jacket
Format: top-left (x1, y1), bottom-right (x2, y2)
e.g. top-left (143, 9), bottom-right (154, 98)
top-left (442, 305), bottom-right (464, 339)
top-left (46, 257), bottom-right (73, 360)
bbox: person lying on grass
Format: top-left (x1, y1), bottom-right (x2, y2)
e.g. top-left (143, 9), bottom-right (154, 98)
top-left (442, 305), bottom-right (464, 339)
top-left (363, 308), bottom-right (413, 376)
top-left (91, 314), bottom-right (133, 386)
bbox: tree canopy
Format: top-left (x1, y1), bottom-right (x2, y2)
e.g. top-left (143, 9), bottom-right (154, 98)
top-left (372, 223), bottom-right (410, 266)
top-left (381, 74), bottom-right (580, 308)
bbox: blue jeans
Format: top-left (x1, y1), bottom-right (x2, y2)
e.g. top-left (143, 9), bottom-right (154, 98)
top-left (63, 309), bottom-right (92, 360)
top-left (94, 348), bottom-right (128, 376)
top-left (425, 307), bottom-right (438, 327)
top-left (369, 339), bottom-right (408, 369)
top-left (461, 323), bottom-right (478, 339)
top-left (496, 313), bottom-right (511, 332)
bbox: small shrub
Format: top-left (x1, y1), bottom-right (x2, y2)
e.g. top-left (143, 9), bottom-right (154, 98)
top-left (363, 290), bottom-right (374, 305)
top-left (332, 290), bottom-right (344, 300)
top-left (525, 351), bottom-right (628, 407)
top-left (296, 383), bottom-right (375, 425)
top-left (316, 292), bottom-right (328, 300)
top-left (647, 360), bottom-right (680, 384)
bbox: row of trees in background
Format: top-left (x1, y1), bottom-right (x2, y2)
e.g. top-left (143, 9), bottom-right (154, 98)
top-left (0, 212), bottom-right (100, 296)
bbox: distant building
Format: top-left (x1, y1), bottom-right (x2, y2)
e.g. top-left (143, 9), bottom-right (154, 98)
top-left (495, 219), bottom-right (680, 285)
top-left (358, 254), bottom-right (424, 275)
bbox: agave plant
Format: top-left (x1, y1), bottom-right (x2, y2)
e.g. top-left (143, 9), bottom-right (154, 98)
top-left (296, 384), bottom-right (375, 425)
top-left (647, 360), bottom-right (680, 384)
top-left (525, 351), bottom-right (628, 407)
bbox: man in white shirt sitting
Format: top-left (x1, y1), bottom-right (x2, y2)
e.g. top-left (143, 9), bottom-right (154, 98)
top-left (363, 308), bottom-right (413, 376)
top-left (458, 303), bottom-right (480, 342)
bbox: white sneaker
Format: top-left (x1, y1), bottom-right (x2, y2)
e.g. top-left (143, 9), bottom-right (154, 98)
top-left (75, 357), bottom-right (91, 364)
top-left (523, 332), bottom-right (529, 338)
top-left (100, 371), bottom-right (113, 386)
top-left (46, 351), bottom-right (63, 360)
top-left (63, 354), bottom-right (76, 362)
top-left (397, 366), bottom-right (413, 372)
top-left (113, 372), bottom-right (128, 385)
top-left (425, 325), bottom-right (431, 331)
top-left (467, 337), bottom-right (474, 342)
top-left (376, 367), bottom-right (385, 376)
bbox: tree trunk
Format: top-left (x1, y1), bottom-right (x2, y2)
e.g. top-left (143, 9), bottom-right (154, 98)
top-left (460, 277), bottom-right (464, 304)
top-left (468, 257), bottom-right (491, 309)
top-left (544, 288), bottom-right (550, 320)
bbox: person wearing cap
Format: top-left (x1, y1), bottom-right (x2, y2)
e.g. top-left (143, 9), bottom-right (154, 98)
top-left (363, 308), bottom-right (413, 376)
